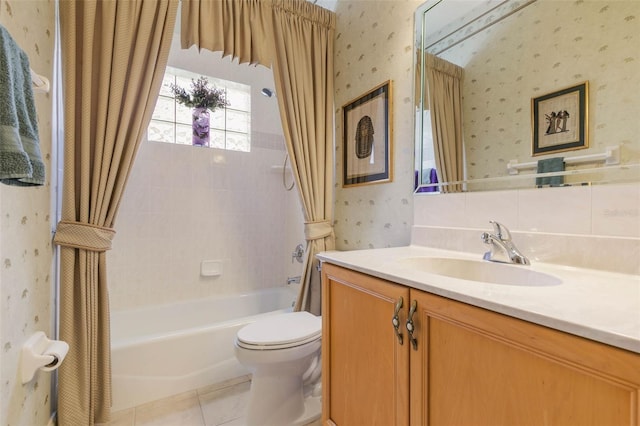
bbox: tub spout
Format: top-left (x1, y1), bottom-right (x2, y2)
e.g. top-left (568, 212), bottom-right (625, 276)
top-left (287, 276), bottom-right (301, 285)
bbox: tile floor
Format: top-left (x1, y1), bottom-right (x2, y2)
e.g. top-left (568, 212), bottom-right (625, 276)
top-left (103, 375), bottom-right (321, 426)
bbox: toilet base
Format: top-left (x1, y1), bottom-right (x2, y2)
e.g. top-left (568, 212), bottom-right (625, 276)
top-left (291, 394), bottom-right (321, 426)
top-left (226, 394), bottom-right (321, 426)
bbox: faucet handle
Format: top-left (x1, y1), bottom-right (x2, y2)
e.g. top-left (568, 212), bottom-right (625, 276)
top-left (489, 221), bottom-right (511, 241)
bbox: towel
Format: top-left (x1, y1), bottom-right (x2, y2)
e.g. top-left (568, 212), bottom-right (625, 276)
top-left (536, 157), bottom-right (564, 187)
top-left (415, 168), bottom-right (439, 193)
top-left (0, 25), bottom-right (44, 186)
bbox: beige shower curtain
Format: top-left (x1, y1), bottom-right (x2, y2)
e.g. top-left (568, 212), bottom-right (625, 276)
top-left (182, 0), bottom-right (336, 315)
top-left (426, 53), bottom-right (464, 191)
top-left (54, 1), bottom-right (177, 424)
top-left (270, 1), bottom-right (335, 314)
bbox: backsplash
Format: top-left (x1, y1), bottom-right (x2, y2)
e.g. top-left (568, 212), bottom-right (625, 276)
top-left (333, 0), bottom-right (423, 250)
top-left (0, 0), bottom-right (55, 425)
top-left (413, 182), bottom-right (640, 275)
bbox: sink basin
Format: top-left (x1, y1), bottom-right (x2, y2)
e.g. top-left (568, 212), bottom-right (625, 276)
top-left (398, 257), bottom-right (562, 286)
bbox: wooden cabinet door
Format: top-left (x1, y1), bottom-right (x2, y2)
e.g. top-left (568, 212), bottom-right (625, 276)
top-left (409, 290), bottom-right (640, 426)
top-left (322, 263), bottom-right (410, 426)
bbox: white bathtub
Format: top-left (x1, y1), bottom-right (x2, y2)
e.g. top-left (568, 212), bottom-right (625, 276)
top-left (110, 286), bottom-right (297, 411)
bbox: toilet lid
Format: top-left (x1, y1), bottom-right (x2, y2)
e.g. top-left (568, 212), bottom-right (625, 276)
top-left (237, 311), bottom-right (321, 349)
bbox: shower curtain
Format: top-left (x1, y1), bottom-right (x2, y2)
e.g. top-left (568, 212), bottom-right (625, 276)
top-left (182, 0), bottom-right (336, 315)
top-left (54, 1), bottom-right (177, 424)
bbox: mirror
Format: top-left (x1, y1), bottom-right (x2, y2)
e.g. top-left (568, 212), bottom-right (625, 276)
top-left (415, 0), bottom-right (640, 193)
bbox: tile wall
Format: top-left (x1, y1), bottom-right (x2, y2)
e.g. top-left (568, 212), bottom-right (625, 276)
top-left (0, 0), bottom-right (56, 425)
top-left (108, 28), bottom-right (304, 311)
top-left (106, 25), bottom-right (306, 310)
top-left (108, 134), bottom-right (304, 310)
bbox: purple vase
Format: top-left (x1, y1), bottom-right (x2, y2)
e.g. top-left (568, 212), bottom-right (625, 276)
top-left (192, 107), bottom-right (210, 147)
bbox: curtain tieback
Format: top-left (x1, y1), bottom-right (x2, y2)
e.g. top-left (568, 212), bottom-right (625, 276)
top-left (304, 220), bottom-right (333, 241)
top-left (53, 220), bottom-right (116, 252)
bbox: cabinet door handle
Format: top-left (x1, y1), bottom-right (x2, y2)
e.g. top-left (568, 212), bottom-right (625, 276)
top-left (406, 299), bottom-right (418, 350)
top-left (391, 296), bottom-right (404, 345)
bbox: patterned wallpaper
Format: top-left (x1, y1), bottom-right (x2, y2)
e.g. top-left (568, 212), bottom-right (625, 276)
top-left (438, 0), bottom-right (640, 180)
top-left (333, 0), bottom-right (423, 251)
top-left (0, 0), bottom-right (55, 425)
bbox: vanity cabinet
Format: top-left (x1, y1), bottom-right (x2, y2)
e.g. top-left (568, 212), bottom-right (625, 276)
top-left (321, 263), bottom-right (410, 425)
top-left (321, 262), bottom-right (640, 426)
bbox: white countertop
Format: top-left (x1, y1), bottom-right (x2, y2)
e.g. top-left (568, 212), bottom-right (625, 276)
top-left (317, 246), bottom-right (640, 354)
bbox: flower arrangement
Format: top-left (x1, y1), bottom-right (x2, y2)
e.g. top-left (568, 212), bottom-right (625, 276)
top-left (170, 76), bottom-right (229, 111)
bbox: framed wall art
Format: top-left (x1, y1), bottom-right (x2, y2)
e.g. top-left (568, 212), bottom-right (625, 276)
top-left (342, 81), bottom-right (393, 187)
top-left (532, 81), bottom-right (588, 156)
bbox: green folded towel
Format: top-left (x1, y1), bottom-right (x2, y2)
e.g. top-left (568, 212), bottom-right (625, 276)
top-left (536, 157), bottom-right (564, 187)
top-left (0, 25), bottom-right (44, 186)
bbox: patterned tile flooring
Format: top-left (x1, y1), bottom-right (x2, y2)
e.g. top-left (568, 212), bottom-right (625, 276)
top-left (103, 375), bottom-right (321, 426)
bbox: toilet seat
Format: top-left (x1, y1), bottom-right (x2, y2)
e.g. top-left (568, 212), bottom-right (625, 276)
top-left (237, 311), bottom-right (321, 350)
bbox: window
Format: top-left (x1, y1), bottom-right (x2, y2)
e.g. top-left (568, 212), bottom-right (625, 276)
top-left (148, 66), bottom-right (252, 152)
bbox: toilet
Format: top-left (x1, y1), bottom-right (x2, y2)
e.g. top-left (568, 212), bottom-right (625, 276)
top-left (234, 311), bottom-right (322, 426)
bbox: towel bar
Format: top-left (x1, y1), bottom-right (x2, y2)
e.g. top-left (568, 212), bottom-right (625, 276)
top-left (30, 68), bottom-right (49, 93)
top-left (507, 145), bottom-right (620, 175)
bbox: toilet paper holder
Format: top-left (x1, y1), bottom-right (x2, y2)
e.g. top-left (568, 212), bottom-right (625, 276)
top-left (21, 331), bottom-right (69, 384)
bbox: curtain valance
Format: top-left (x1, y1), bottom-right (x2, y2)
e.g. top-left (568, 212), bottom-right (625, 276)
top-left (181, 0), bottom-right (335, 66)
top-left (181, 0), bottom-right (272, 66)
top-left (271, 0), bottom-right (336, 28)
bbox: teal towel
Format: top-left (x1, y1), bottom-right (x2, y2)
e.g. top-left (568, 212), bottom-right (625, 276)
top-left (536, 157), bottom-right (564, 187)
top-left (0, 25), bottom-right (44, 186)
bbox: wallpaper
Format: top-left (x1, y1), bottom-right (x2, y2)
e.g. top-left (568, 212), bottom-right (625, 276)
top-left (438, 0), bottom-right (640, 180)
top-left (333, 0), bottom-right (423, 251)
top-left (0, 1), bottom-right (55, 425)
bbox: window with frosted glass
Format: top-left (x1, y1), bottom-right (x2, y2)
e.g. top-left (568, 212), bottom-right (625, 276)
top-left (147, 67), bottom-right (251, 152)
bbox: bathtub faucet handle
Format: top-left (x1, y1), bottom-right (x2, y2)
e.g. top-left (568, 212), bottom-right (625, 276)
top-left (292, 244), bottom-right (304, 264)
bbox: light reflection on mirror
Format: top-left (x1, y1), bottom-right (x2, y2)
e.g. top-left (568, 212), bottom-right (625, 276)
top-left (414, 0), bottom-right (640, 193)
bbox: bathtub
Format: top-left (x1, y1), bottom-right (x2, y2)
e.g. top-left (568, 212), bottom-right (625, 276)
top-left (110, 286), bottom-right (297, 411)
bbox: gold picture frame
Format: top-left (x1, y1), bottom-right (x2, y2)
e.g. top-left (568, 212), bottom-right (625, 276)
top-left (532, 81), bottom-right (588, 156)
top-left (342, 81), bottom-right (393, 187)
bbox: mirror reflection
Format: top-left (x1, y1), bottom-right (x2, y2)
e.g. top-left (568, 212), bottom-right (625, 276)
top-left (415, 0), bottom-right (640, 193)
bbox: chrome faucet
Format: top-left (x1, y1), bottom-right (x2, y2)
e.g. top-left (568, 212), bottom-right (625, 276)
top-left (481, 221), bottom-right (530, 265)
top-left (287, 276), bottom-right (301, 285)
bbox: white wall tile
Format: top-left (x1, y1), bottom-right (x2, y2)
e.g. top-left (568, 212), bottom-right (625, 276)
top-left (592, 183), bottom-right (640, 238)
top-left (109, 139), bottom-right (304, 310)
top-left (413, 193), bottom-right (466, 227)
top-left (106, 34), bottom-right (306, 309)
top-left (517, 186), bottom-right (592, 234)
top-left (413, 183), bottom-right (640, 274)
top-left (464, 190), bottom-right (519, 229)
